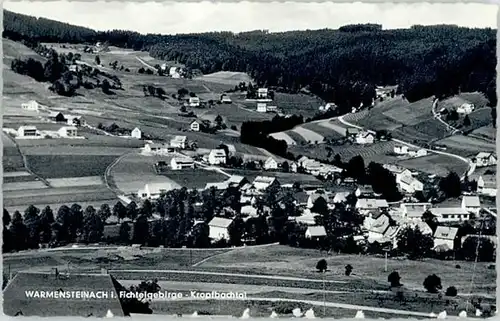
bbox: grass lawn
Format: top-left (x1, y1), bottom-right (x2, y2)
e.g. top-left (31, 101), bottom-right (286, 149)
top-left (160, 168), bottom-right (228, 189)
top-left (273, 93), bottom-right (323, 119)
top-left (470, 125), bottom-right (496, 141)
top-left (25, 155), bottom-right (118, 178)
top-left (301, 122), bottom-right (344, 141)
top-left (397, 154), bottom-right (469, 176)
top-left (435, 135), bottom-right (496, 157)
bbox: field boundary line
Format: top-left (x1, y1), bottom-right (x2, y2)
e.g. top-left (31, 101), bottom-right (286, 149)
top-left (104, 151), bottom-right (133, 195)
top-left (191, 242), bottom-right (278, 267)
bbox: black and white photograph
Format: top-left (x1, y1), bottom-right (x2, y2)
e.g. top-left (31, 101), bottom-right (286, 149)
top-left (1, 1), bottom-right (498, 319)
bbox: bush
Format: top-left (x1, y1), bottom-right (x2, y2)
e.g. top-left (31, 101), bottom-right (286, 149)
top-left (445, 286), bottom-right (458, 297)
top-left (316, 259), bottom-right (327, 272)
top-left (423, 274), bottom-right (442, 293)
top-left (231, 125), bottom-right (238, 131)
top-left (388, 271), bottom-right (402, 287)
top-left (455, 264), bottom-right (461, 269)
top-left (345, 264), bottom-right (353, 276)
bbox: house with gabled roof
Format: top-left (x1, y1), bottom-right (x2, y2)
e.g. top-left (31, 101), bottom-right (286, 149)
top-left (131, 127), bottom-right (142, 139)
top-left (433, 226), bottom-right (458, 251)
top-left (170, 157), bottom-right (195, 170)
top-left (17, 125), bottom-right (38, 138)
top-left (207, 149), bottom-right (227, 165)
top-left (208, 217), bottom-right (234, 241)
top-left (252, 176), bottom-right (279, 191)
top-left (169, 135), bottom-right (187, 149)
top-left (305, 226), bottom-right (327, 239)
top-left (477, 175), bottom-right (497, 197)
top-left (429, 207), bottom-right (472, 223)
top-left (3, 271), bottom-right (126, 317)
top-left (461, 195), bottom-right (481, 214)
top-left (21, 100), bottom-right (41, 112)
top-left (355, 131), bottom-right (375, 145)
top-left (138, 182), bottom-right (175, 199)
top-left (257, 88), bottom-right (269, 99)
top-left (399, 175), bottom-right (424, 194)
top-left (473, 152), bottom-right (496, 167)
top-left (400, 202), bottom-right (432, 220)
top-left (346, 128), bottom-right (361, 138)
top-left (263, 157), bottom-right (279, 170)
top-left (189, 120), bottom-right (201, 132)
top-left (355, 198), bottom-right (389, 212)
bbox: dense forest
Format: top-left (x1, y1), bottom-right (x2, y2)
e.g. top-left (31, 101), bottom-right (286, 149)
top-left (3, 10), bottom-right (497, 111)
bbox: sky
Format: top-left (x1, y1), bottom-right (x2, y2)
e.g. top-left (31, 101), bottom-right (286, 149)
top-left (3, 1), bottom-right (498, 35)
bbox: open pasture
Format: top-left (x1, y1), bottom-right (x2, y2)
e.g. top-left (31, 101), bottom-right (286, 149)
top-left (268, 132), bottom-right (297, 146)
top-left (160, 168), bottom-right (228, 190)
top-left (3, 38), bottom-right (47, 64)
top-left (25, 154), bottom-right (118, 178)
top-left (3, 181), bottom-right (48, 191)
top-left (195, 71), bottom-right (252, 86)
top-left (3, 132), bottom-right (26, 172)
top-left (470, 125), bottom-right (496, 141)
top-left (382, 97), bottom-right (434, 126)
top-left (434, 135), bottom-right (496, 157)
top-left (290, 126), bottom-right (324, 144)
top-left (439, 92), bottom-right (489, 111)
top-left (289, 141), bottom-right (400, 165)
top-left (46, 176), bottom-right (104, 188)
top-left (301, 122), bottom-right (344, 140)
top-left (273, 93), bottom-right (323, 118)
top-left (391, 119), bottom-right (450, 144)
top-left (397, 154), bottom-right (468, 176)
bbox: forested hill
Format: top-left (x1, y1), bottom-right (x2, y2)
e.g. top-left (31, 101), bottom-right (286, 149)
top-left (3, 9), bottom-right (497, 109)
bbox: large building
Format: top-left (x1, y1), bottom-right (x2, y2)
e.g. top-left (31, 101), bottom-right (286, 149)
top-left (17, 125), bottom-right (38, 138)
top-left (138, 182), bottom-right (175, 199)
top-left (170, 157), bottom-right (195, 170)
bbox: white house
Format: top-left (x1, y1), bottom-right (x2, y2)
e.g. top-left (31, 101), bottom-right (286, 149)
top-left (190, 120), bottom-right (200, 132)
top-left (17, 125), bottom-right (38, 138)
top-left (131, 127), bottom-right (142, 139)
top-left (263, 157), bottom-right (278, 170)
top-left (477, 175), bottom-right (497, 197)
top-left (399, 175), bottom-right (424, 194)
top-left (207, 149), bottom-right (227, 165)
top-left (170, 136), bottom-right (187, 149)
top-left (363, 213), bottom-right (391, 243)
top-left (189, 97), bottom-right (200, 107)
top-left (143, 143), bottom-right (171, 154)
top-left (252, 176), bottom-right (279, 191)
top-left (170, 157), bottom-right (195, 170)
top-left (408, 149), bottom-right (428, 158)
top-left (305, 226), bottom-right (327, 239)
top-left (333, 192), bottom-right (350, 204)
top-left (474, 152), bottom-right (497, 167)
top-left (325, 103), bottom-right (336, 110)
top-left (169, 67), bottom-right (181, 78)
top-left (457, 103), bottom-right (475, 114)
top-left (266, 105), bottom-right (278, 113)
top-left (394, 145), bottom-right (409, 155)
top-left (290, 162), bottom-right (298, 173)
top-left (400, 203), bottom-right (432, 220)
top-left (257, 103), bottom-right (267, 113)
top-left (208, 217), bottom-right (234, 241)
top-left (221, 94), bottom-right (232, 104)
top-left (355, 132), bottom-right (375, 144)
top-left (429, 207), bottom-right (472, 223)
top-left (433, 226), bottom-right (458, 251)
top-left (137, 182), bottom-right (175, 199)
top-left (57, 126), bottom-right (78, 137)
top-left (461, 195), bottom-right (481, 214)
top-left (21, 100), bottom-right (40, 112)
top-left (241, 205), bottom-right (258, 217)
top-left (66, 115), bottom-right (85, 127)
top-left (383, 165), bottom-right (413, 185)
top-left (69, 64), bottom-right (80, 72)
top-left (355, 199), bottom-right (389, 212)
top-left (257, 88), bottom-right (269, 99)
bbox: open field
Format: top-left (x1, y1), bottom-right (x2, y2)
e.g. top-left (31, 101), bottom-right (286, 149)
top-left (273, 93), bottom-right (323, 118)
top-left (3, 181), bottom-right (48, 191)
top-left (434, 135), bottom-right (496, 157)
top-left (46, 176), bottom-right (104, 188)
top-left (301, 122), bottom-right (345, 140)
top-left (3, 38), bottom-right (47, 64)
top-left (291, 126), bottom-right (324, 144)
top-left (397, 154), bottom-right (468, 176)
top-left (289, 141), bottom-right (401, 165)
top-left (160, 168), bottom-right (228, 190)
top-left (25, 154), bottom-right (119, 178)
top-left (470, 125), bottom-right (496, 141)
top-left (268, 132), bottom-right (297, 146)
top-left (3, 132), bottom-right (26, 172)
top-left (195, 71), bottom-right (252, 86)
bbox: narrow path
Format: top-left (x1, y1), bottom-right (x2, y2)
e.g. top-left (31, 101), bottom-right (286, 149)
top-left (104, 151), bottom-right (133, 195)
top-left (431, 98), bottom-right (459, 133)
top-left (135, 56), bottom-right (157, 72)
top-left (192, 242), bottom-right (278, 267)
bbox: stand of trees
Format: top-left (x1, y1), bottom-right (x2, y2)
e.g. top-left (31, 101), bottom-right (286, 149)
top-left (4, 10), bottom-right (496, 108)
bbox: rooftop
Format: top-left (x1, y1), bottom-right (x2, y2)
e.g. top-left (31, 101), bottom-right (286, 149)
top-left (209, 217), bottom-right (234, 228)
top-left (434, 226), bottom-right (459, 240)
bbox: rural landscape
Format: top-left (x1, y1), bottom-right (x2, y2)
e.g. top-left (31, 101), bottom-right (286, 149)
top-left (1, 3), bottom-right (498, 319)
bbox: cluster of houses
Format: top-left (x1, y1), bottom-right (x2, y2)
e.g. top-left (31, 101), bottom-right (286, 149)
top-left (382, 164), bottom-right (424, 194)
top-left (345, 128), bottom-right (376, 145)
top-left (15, 124), bottom-right (82, 139)
top-left (142, 135), bottom-right (193, 156)
top-left (296, 156), bottom-right (343, 178)
top-left (393, 145), bottom-right (428, 158)
top-left (457, 103), bottom-right (475, 115)
top-left (318, 103), bottom-right (336, 112)
top-left (159, 64), bottom-right (184, 79)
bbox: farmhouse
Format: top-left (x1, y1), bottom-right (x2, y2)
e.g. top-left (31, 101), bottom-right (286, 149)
top-left (363, 213), bottom-right (391, 242)
top-left (207, 149), bottom-right (227, 165)
top-left (205, 182), bottom-right (229, 190)
top-left (355, 198), bottom-right (389, 212)
top-left (433, 226), bottom-right (459, 251)
top-left (170, 135), bottom-right (187, 149)
top-left (241, 205), bottom-right (258, 217)
top-left (189, 97), bottom-right (201, 107)
top-left (394, 145), bottom-right (409, 155)
top-left (226, 175), bottom-right (249, 188)
top-left (346, 128), bottom-right (361, 138)
top-left (69, 64), bottom-right (80, 72)
top-left (289, 161), bottom-right (298, 172)
top-left (355, 131), bottom-right (375, 144)
top-left (170, 157), bottom-right (195, 170)
top-left (383, 165), bottom-right (413, 184)
top-left (400, 202), bottom-right (432, 219)
top-left (220, 94), bottom-right (232, 104)
top-left (407, 149), bottom-right (428, 158)
top-left (429, 207), bottom-right (472, 223)
top-left (477, 175), bottom-right (497, 197)
top-left (64, 115), bottom-right (85, 126)
top-left (252, 176), bottom-right (279, 191)
top-left (263, 157), bottom-right (279, 170)
top-left (50, 112), bottom-right (66, 122)
top-left (333, 192), bottom-right (350, 204)
top-left (3, 271), bottom-right (126, 317)
top-left (305, 226), bottom-right (327, 239)
top-left (169, 67), bottom-right (181, 78)
top-left (208, 217), bottom-right (234, 241)
top-left (256, 103), bottom-right (267, 113)
top-left (144, 143), bottom-right (170, 154)
top-left (401, 220), bottom-right (433, 236)
top-left (138, 182), bottom-right (175, 199)
top-left (190, 120), bottom-right (201, 132)
top-left (457, 103), bottom-right (475, 114)
top-left (461, 195), bottom-right (481, 214)
top-left (21, 100), bottom-right (40, 112)
top-left (57, 126), bottom-right (78, 138)
top-left (131, 127), bottom-right (142, 139)
top-left (399, 175), bottom-right (424, 194)
top-left (257, 88), bottom-right (269, 99)
top-left (473, 152), bottom-right (497, 167)
top-left (266, 105), bottom-right (278, 112)
top-left (17, 125), bottom-right (38, 138)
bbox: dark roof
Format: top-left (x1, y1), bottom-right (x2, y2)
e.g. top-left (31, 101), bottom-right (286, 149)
top-left (3, 272), bottom-right (126, 317)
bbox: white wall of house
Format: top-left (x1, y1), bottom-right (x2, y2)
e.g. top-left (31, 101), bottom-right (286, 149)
top-left (131, 128), bottom-right (142, 139)
top-left (209, 226), bottom-right (229, 240)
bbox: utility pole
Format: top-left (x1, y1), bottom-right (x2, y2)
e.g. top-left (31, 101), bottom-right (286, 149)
top-left (323, 271), bottom-right (326, 317)
top-left (384, 251), bottom-right (388, 272)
